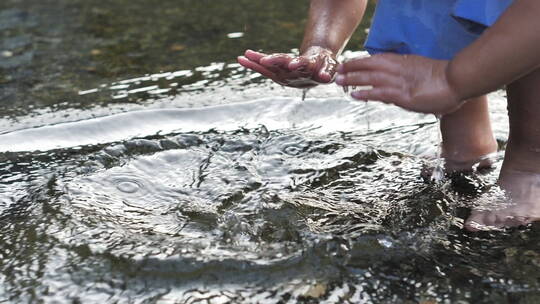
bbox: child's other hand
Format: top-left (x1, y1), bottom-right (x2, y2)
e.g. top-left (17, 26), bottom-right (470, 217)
top-left (336, 53), bottom-right (464, 115)
top-left (237, 46), bottom-right (337, 88)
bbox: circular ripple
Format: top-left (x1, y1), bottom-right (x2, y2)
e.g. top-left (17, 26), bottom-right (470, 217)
top-left (107, 175), bottom-right (150, 198)
top-left (116, 180), bottom-right (141, 193)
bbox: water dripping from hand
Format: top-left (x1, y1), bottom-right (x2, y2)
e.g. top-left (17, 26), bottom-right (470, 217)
top-left (431, 115), bottom-right (445, 183)
top-left (342, 85), bottom-right (370, 133)
top-left (302, 88), bottom-right (310, 101)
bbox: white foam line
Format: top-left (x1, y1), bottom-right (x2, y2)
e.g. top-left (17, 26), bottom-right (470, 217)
top-left (0, 97), bottom-right (426, 152)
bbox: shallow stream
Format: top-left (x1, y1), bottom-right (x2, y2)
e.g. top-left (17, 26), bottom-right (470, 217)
top-left (1, 1), bottom-right (540, 303)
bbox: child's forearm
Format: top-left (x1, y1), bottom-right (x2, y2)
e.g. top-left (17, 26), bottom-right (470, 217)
top-left (448, 0), bottom-right (540, 100)
top-left (300, 0), bottom-right (368, 56)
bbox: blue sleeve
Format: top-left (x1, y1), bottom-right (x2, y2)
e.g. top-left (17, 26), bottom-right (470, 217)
top-left (452, 0), bottom-right (514, 34)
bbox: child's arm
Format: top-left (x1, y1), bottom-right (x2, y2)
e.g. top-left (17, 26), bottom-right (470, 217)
top-left (449, 0), bottom-right (540, 99)
top-left (238, 0), bottom-right (367, 88)
top-left (299, 0), bottom-right (367, 56)
top-left (336, 0), bottom-right (540, 114)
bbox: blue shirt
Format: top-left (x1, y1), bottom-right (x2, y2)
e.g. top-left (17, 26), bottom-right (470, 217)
top-left (364, 0), bottom-right (514, 59)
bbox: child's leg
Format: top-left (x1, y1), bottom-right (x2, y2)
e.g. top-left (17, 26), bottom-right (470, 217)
top-left (440, 95), bottom-right (498, 171)
top-left (466, 69), bottom-right (540, 230)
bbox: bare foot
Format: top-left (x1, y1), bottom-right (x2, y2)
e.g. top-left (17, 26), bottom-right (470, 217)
top-left (420, 95), bottom-right (497, 181)
top-left (420, 152), bottom-right (497, 183)
top-left (465, 168), bottom-right (540, 231)
top-left (466, 66), bottom-right (540, 231)
top-left (442, 152), bottom-right (497, 173)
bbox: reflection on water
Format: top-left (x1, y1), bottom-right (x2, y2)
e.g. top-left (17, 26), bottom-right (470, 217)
top-left (2, 0), bottom-right (540, 303)
top-left (0, 0), bottom-right (372, 119)
top-left (3, 67), bottom-right (539, 302)
top-left (0, 95), bottom-right (432, 152)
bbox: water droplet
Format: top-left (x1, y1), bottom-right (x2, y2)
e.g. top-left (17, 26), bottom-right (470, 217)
top-left (227, 32), bottom-right (244, 39)
top-left (431, 164), bottom-right (445, 183)
top-left (117, 181), bottom-right (140, 193)
top-left (302, 88), bottom-right (309, 101)
top-left (378, 238), bottom-right (393, 248)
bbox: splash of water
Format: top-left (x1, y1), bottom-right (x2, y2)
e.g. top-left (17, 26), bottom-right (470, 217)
top-left (431, 115), bottom-right (445, 183)
top-left (341, 85), bottom-right (370, 132)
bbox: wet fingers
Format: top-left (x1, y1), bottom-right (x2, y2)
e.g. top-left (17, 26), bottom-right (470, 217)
top-left (244, 49), bottom-right (268, 62)
top-left (315, 56), bottom-right (337, 83)
top-left (335, 70), bottom-right (402, 88)
top-left (237, 56), bottom-right (277, 80)
top-left (337, 53), bottom-right (404, 74)
top-left (288, 56), bottom-right (310, 71)
top-left (260, 53), bottom-right (294, 70)
top-left (350, 87), bottom-right (403, 104)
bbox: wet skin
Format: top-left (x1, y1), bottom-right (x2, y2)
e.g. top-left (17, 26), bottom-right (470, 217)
top-left (240, 0), bottom-right (498, 173)
top-left (240, 0), bottom-right (502, 228)
top-left (237, 47), bottom-right (337, 88)
top-left (238, 0), bottom-right (367, 87)
top-left (337, 0), bottom-right (540, 230)
top-left (465, 68), bottom-right (540, 231)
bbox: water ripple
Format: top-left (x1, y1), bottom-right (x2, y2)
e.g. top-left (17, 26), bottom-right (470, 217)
top-left (0, 97), bottom-right (432, 152)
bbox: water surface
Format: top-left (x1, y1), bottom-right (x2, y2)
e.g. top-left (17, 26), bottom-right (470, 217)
top-left (1, 1), bottom-right (539, 303)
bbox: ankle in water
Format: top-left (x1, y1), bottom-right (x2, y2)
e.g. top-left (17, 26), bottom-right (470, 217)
top-left (465, 170), bottom-right (540, 231)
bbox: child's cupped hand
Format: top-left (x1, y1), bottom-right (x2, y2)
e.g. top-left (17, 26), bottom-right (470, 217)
top-left (336, 53), bottom-right (465, 116)
top-left (237, 46), bottom-right (337, 88)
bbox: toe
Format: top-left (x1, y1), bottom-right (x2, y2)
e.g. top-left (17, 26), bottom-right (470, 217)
top-left (465, 212), bottom-right (488, 231)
